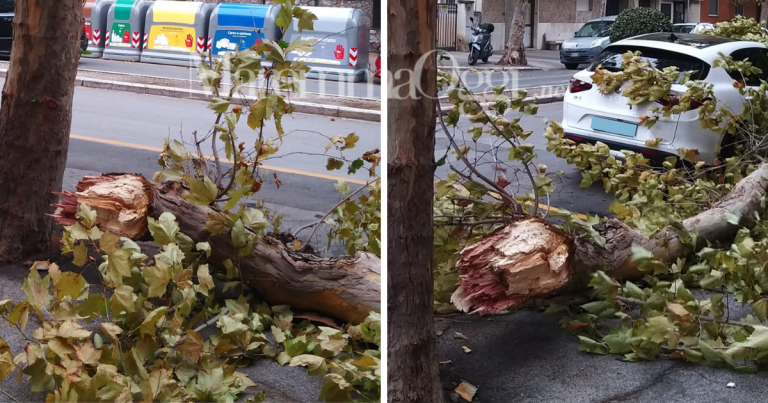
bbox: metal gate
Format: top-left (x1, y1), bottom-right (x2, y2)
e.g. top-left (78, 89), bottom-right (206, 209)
top-left (437, 0), bottom-right (457, 50)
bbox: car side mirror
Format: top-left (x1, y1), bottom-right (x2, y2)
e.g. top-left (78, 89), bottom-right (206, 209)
top-left (575, 32), bottom-right (578, 36)
top-left (470, 17), bottom-right (474, 23)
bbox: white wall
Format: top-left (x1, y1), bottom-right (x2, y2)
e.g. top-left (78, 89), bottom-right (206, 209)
top-left (536, 22), bottom-right (584, 49)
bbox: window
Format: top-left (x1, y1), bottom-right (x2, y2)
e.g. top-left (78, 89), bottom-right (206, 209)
top-left (588, 46), bottom-right (710, 81)
top-left (735, 4), bottom-right (744, 16)
top-left (709, 0), bottom-right (719, 16)
top-left (576, 0), bottom-right (591, 11)
top-left (728, 48), bottom-right (768, 86)
top-left (372, 0), bottom-right (380, 29)
top-left (639, 0), bottom-right (651, 7)
top-left (574, 21), bottom-right (613, 38)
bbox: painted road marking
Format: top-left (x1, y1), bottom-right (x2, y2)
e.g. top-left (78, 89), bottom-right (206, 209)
top-left (69, 134), bottom-right (368, 185)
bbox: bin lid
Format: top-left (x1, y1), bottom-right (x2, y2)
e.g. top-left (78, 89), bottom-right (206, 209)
top-left (152, 1), bottom-right (204, 25)
top-left (295, 7), bottom-right (357, 32)
top-left (216, 4), bottom-right (270, 29)
top-left (113, 0), bottom-right (137, 21)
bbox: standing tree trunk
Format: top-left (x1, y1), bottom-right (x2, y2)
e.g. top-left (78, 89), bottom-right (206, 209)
top-left (0, 0), bottom-right (82, 265)
top-left (601, 0), bottom-right (607, 17)
top-left (761, 2), bottom-right (768, 28)
top-left (387, 0), bottom-right (443, 400)
top-left (498, 0), bottom-right (529, 66)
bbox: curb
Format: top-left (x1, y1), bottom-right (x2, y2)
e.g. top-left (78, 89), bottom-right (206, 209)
top-left (438, 85), bottom-right (565, 113)
top-left (438, 66), bottom-right (541, 72)
top-left (0, 70), bottom-right (381, 123)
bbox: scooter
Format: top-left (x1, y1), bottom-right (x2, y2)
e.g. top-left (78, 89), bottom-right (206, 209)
top-left (468, 17), bottom-right (494, 66)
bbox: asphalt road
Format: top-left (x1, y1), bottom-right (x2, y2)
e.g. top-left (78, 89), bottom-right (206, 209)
top-left (77, 57), bottom-right (382, 99)
top-left (435, 102), bottom-right (614, 217)
top-left (458, 69), bottom-right (575, 94)
top-left (0, 77), bottom-right (380, 241)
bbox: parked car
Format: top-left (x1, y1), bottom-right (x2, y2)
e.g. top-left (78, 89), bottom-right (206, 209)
top-left (672, 23), bottom-right (715, 34)
top-left (562, 33), bottom-right (768, 165)
top-left (560, 16), bottom-right (616, 70)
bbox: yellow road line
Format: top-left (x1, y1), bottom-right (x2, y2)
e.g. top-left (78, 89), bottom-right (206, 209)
top-left (70, 134), bottom-right (367, 185)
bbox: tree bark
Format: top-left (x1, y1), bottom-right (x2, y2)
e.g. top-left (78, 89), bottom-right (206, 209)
top-left (0, 0), bottom-right (82, 265)
top-left (52, 174), bottom-right (381, 325)
top-left (761, 2), bottom-right (768, 28)
top-left (498, 0), bottom-right (528, 66)
top-left (452, 163), bottom-right (768, 315)
top-left (388, 0), bottom-right (444, 400)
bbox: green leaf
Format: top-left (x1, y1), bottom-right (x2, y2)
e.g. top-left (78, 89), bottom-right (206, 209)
top-left (275, 0), bottom-right (294, 29)
top-left (231, 219), bottom-right (247, 249)
top-left (72, 242), bottom-right (88, 267)
top-left (142, 265), bottom-right (171, 298)
top-left (326, 158), bottom-right (344, 171)
top-left (197, 264), bottom-right (215, 297)
top-left (54, 272), bottom-right (88, 302)
top-left (107, 248), bottom-right (133, 279)
top-left (577, 335), bottom-right (608, 355)
top-left (222, 186), bottom-right (251, 211)
top-left (754, 299), bottom-right (768, 323)
top-left (184, 176), bottom-right (218, 206)
top-left (241, 208), bottom-right (268, 232)
top-left (293, 7), bottom-right (317, 32)
top-left (147, 212), bottom-right (180, 245)
top-left (23, 269), bottom-right (52, 311)
top-left (290, 354), bottom-right (326, 376)
top-left (140, 306), bottom-right (169, 337)
top-left (340, 133), bottom-right (359, 151)
top-left (109, 285), bottom-right (136, 316)
top-left (218, 315), bottom-right (248, 335)
top-left (208, 98), bottom-right (230, 114)
top-left (334, 180), bottom-right (351, 196)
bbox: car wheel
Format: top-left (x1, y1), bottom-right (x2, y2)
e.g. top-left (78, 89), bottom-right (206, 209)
top-left (468, 49), bottom-right (478, 66)
top-left (564, 63), bottom-right (579, 70)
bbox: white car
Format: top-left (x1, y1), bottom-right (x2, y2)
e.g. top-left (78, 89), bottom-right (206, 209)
top-left (672, 23), bottom-right (715, 34)
top-left (561, 32), bottom-right (768, 164)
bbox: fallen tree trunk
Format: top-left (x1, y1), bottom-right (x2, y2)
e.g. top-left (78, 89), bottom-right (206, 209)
top-left (53, 174), bottom-right (380, 324)
top-left (452, 163), bottom-right (768, 314)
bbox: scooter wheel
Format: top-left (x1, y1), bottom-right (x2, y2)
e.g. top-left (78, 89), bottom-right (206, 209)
top-left (468, 49), bottom-right (478, 66)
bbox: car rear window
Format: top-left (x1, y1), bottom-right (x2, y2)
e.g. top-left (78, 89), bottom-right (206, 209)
top-left (588, 45), bottom-right (710, 82)
top-left (673, 25), bottom-right (694, 33)
top-left (0, 1), bottom-right (12, 14)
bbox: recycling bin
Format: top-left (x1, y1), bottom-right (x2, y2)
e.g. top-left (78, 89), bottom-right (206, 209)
top-left (83, 0), bottom-right (116, 58)
top-left (140, 1), bottom-right (215, 67)
top-left (207, 4), bottom-right (280, 60)
top-left (284, 7), bottom-right (371, 83)
top-left (102, 0), bottom-right (153, 62)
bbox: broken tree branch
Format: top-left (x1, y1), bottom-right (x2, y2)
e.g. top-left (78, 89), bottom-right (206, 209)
top-left (53, 174), bottom-right (380, 324)
top-left (451, 163), bottom-right (768, 314)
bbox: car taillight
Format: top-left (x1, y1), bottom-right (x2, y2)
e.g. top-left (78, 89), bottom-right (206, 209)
top-left (656, 95), bottom-right (710, 111)
top-left (569, 78), bottom-right (592, 93)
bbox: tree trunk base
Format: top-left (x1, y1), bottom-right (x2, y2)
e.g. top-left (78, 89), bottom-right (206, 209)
top-left (53, 174), bottom-right (381, 324)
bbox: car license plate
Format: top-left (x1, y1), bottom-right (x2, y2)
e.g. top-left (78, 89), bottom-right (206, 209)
top-left (569, 53), bottom-right (579, 57)
top-left (591, 117), bottom-right (637, 138)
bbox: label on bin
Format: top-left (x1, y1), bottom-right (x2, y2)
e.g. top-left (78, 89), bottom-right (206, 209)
top-left (152, 2), bottom-right (199, 25)
top-left (148, 25), bottom-right (198, 52)
top-left (290, 35), bottom-right (347, 66)
top-left (109, 22), bottom-right (132, 48)
top-left (211, 30), bottom-right (264, 55)
top-left (114, 0), bottom-right (136, 21)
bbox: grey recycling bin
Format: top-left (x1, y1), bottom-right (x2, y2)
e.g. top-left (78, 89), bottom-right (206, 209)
top-left (284, 7), bottom-right (371, 83)
top-left (140, 1), bottom-right (215, 67)
top-left (102, 0), bottom-right (153, 62)
top-left (83, 0), bottom-right (115, 58)
top-left (207, 4), bottom-right (280, 60)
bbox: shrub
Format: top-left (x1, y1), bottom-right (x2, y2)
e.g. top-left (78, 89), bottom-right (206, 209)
top-left (610, 7), bottom-right (673, 43)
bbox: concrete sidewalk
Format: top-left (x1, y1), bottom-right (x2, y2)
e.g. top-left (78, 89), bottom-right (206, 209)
top-left (437, 305), bottom-right (768, 403)
top-left (0, 61), bottom-right (381, 122)
top-left (441, 49), bottom-right (564, 71)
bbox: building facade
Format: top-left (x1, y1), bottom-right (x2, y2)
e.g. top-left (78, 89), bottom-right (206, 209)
top-left (698, 0), bottom-right (758, 23)
top-left (470, 0), bottom-right (703, 51)
top-left (200, 0), bottom-right (380, 52)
